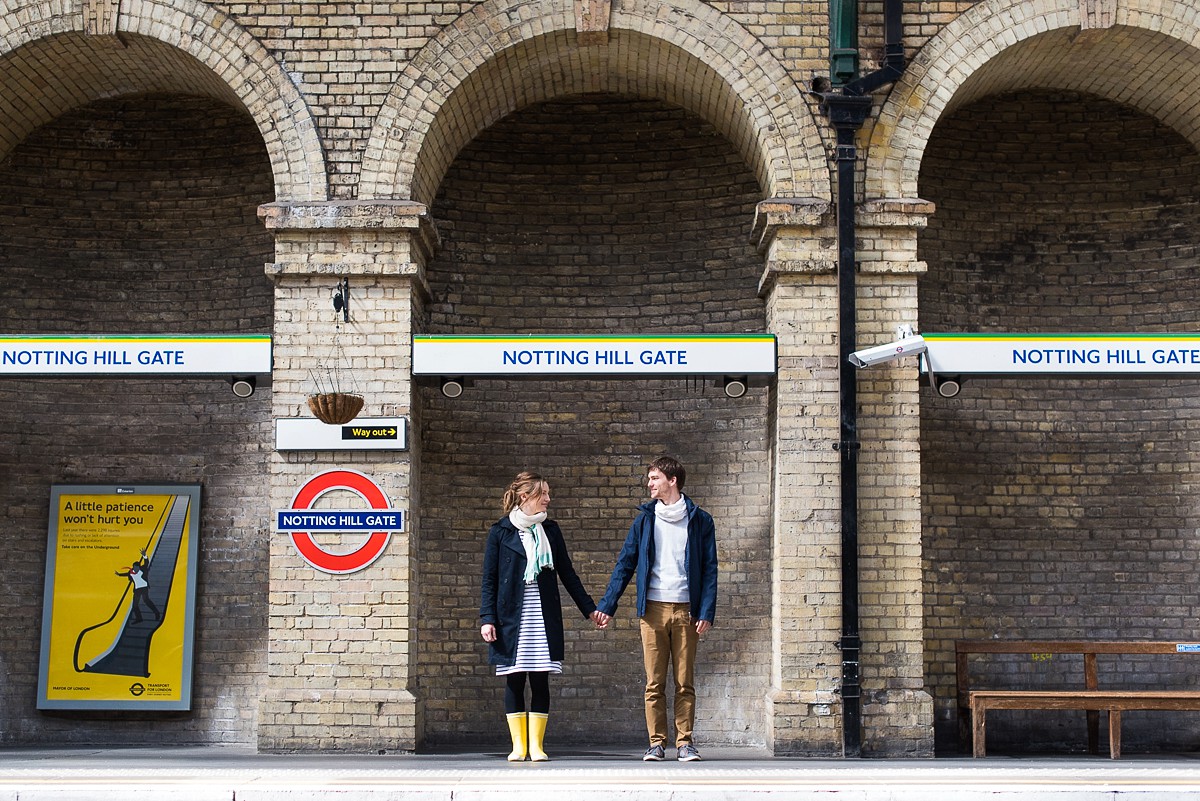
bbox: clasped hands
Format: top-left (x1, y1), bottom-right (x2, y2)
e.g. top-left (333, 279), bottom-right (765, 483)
top-left (589, 612), bottom-right (710, 634)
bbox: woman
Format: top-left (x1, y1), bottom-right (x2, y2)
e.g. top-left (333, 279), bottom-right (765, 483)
top-left (480, 471), bottom-right (603, 762)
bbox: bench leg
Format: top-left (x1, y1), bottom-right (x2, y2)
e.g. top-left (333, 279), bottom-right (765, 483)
top-left (1108, 710), bottom-right (1121, 759)
top-left (1085, 655), bottom-right (1099, 754)
top-left (972, 705), bottom-right (987, 758)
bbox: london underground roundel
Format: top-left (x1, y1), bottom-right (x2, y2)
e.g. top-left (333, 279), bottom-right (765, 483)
top-left (278, 469), bottom-right (403, 574)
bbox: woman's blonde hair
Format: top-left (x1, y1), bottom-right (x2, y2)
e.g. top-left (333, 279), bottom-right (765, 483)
top-left (502, 470), bottom-right (548, 513)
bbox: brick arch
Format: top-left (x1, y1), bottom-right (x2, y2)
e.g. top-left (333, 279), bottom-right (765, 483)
top-left (0, 0), bottom-right (326, 200)
top-left (867, 0), bottom-right (1200, 200)
top-left (359, 0), bottom-right (827, 204)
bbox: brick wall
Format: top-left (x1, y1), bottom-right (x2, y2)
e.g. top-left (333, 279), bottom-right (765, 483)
top-left (206, 0), bottom-right (982, 197)
top-left (417, 95), bottom-right (772, 746)
top-left (0, 96), bottom-right (275, 745)
top-left (5, 0), bottom-right (1195, 757)
top-left (919, 90), bottom-right (1200, 753)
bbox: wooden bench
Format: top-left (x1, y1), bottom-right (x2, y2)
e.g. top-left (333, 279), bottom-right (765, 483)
top-left (956, 640), bottom-right (1200, 755)
top-left (971, 690), bottom-right (1200, 758)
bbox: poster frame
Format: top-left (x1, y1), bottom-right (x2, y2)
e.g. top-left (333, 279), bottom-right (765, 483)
top-left (36, 483), bottom-right (202, 711)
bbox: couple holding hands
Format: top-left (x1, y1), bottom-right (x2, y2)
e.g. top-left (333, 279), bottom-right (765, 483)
top-left (479, 456), bottom-right (718, 763)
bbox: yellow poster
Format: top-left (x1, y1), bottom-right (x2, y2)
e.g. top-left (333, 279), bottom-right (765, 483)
top-left (37, 485), bottom-right (200, 710)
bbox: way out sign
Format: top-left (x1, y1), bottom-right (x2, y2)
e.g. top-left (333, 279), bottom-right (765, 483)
top-left (275, 470), bottom-right (405, 574)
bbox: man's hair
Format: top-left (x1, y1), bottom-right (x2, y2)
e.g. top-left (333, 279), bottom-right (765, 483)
top-left (648, 456), bottom-right (685, 491)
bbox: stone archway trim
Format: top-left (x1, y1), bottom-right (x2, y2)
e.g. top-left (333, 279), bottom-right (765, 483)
top-left (867, 0), bottom-right (1200, 201)
top-left (359, 0), bottom-right (828, 205)
top-left (0, 0), bottom-right (328, 201)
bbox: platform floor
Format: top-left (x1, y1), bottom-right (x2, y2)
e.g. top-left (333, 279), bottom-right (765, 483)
top-left (3, 745), bottom-right (1200, 800)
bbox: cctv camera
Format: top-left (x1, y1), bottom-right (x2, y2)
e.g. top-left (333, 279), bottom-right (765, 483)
top-left (848, 335), bottom-right (927, 368)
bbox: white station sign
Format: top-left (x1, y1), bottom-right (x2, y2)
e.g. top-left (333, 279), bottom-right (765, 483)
top-left (0, 335), bottom-right (272, 375)
top-left (924, 333), bottom-right (1200, 375)
top-left (412, 335), bottom-right (776, 376)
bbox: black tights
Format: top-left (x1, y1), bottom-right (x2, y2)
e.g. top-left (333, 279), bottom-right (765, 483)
top-left (504, 671), bottom-right (550, 715)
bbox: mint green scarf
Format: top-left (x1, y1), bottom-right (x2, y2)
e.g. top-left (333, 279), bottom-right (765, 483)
top-left (509, 508), bottom-right (553, 583)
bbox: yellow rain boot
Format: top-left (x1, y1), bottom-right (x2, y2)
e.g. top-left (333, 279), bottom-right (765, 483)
top-left (506, 712), bottom-right (528, 762)
top-left (528, 712), bottom-right (549, 762)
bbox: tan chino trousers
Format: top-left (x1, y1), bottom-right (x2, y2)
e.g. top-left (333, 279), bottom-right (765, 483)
top-left (639, 600), bottom-right (698, 747)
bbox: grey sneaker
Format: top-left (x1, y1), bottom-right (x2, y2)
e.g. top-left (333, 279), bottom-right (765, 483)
top-left (642, 744), bottom-right (666, 761)
top-left (677, 744), bottom-right (702, 762)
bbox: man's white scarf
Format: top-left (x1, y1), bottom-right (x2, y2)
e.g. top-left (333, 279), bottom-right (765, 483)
top-left (509, 507), bottom-right (553, 583)
top-left (655, 495), bottom-right (688, 523)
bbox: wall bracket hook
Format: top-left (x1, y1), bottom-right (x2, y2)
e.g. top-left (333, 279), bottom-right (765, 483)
top-left (332, 278), bottom-right (350, 323)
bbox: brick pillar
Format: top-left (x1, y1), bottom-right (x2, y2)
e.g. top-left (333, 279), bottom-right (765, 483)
top-left (256, 201), bottom-right (437, 752)
top-left (756, 197), bottom-right (935, 756)
top-left (855, 198), bottom-right (935, 757)
top-left (755, 198), bottom-right (844, 756)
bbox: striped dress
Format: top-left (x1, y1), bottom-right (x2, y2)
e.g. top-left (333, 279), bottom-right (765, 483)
top-left (496, 529), bottom-right (562, 675)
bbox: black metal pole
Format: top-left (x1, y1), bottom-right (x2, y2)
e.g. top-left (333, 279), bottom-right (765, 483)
top-left (835, 119), bottom-right (863, 760)
top-left (821, 94), bottom-right (872, 757)
top-left (816, 0), bottom-right (906, 758)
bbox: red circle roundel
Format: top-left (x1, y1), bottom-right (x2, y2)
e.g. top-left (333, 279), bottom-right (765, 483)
top-left (287, 469), bottom-right (393, 574)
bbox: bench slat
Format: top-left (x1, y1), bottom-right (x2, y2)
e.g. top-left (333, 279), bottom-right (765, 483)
top-left (974, 691), bottom-right (1200, 711)
top-left (957, 641), bottom-right (1191, 655)
top-left (973, 690), bottom-right (1200, 699)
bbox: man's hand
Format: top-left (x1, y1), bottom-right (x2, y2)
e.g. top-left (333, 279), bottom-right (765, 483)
top-left (480, 624), bottom-right (497, 642)
top-left (591, 611), bottom-right (611, 629)
top-left (694, 619), bottom-right (711, 635)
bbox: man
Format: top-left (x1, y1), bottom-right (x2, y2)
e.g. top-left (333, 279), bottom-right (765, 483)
top-left (116, 548), bottom-right (161, 625)
top-left (595, 456), bottom-right (718, 762)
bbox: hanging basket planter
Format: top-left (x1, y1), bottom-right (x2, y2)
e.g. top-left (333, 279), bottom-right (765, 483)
top-left (306, 278), bottom-right (367, 424)
top-left (306, 392), bottom-right (364, 425)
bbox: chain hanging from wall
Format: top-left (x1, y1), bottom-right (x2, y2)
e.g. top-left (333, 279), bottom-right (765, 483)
top-left (306, 278), bottom-right (365, 425)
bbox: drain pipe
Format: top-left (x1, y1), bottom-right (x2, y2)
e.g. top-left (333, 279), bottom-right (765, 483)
top-left (818, 0), bottom-right (907, 759)
top-left (823, 92), bottom-right (872, 759)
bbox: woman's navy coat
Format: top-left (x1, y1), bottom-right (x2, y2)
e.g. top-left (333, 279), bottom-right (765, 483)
top-left (479, 517), bottom-right (597, 667)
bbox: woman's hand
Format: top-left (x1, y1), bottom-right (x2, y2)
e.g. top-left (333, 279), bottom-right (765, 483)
top-left (480, 623), bottom-right (497, 642)
top-left (590, 610), bottom-right (610, 629)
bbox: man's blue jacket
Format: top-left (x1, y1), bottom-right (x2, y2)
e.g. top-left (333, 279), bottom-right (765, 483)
top-left (596, 495), bottom-right (718, 623)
